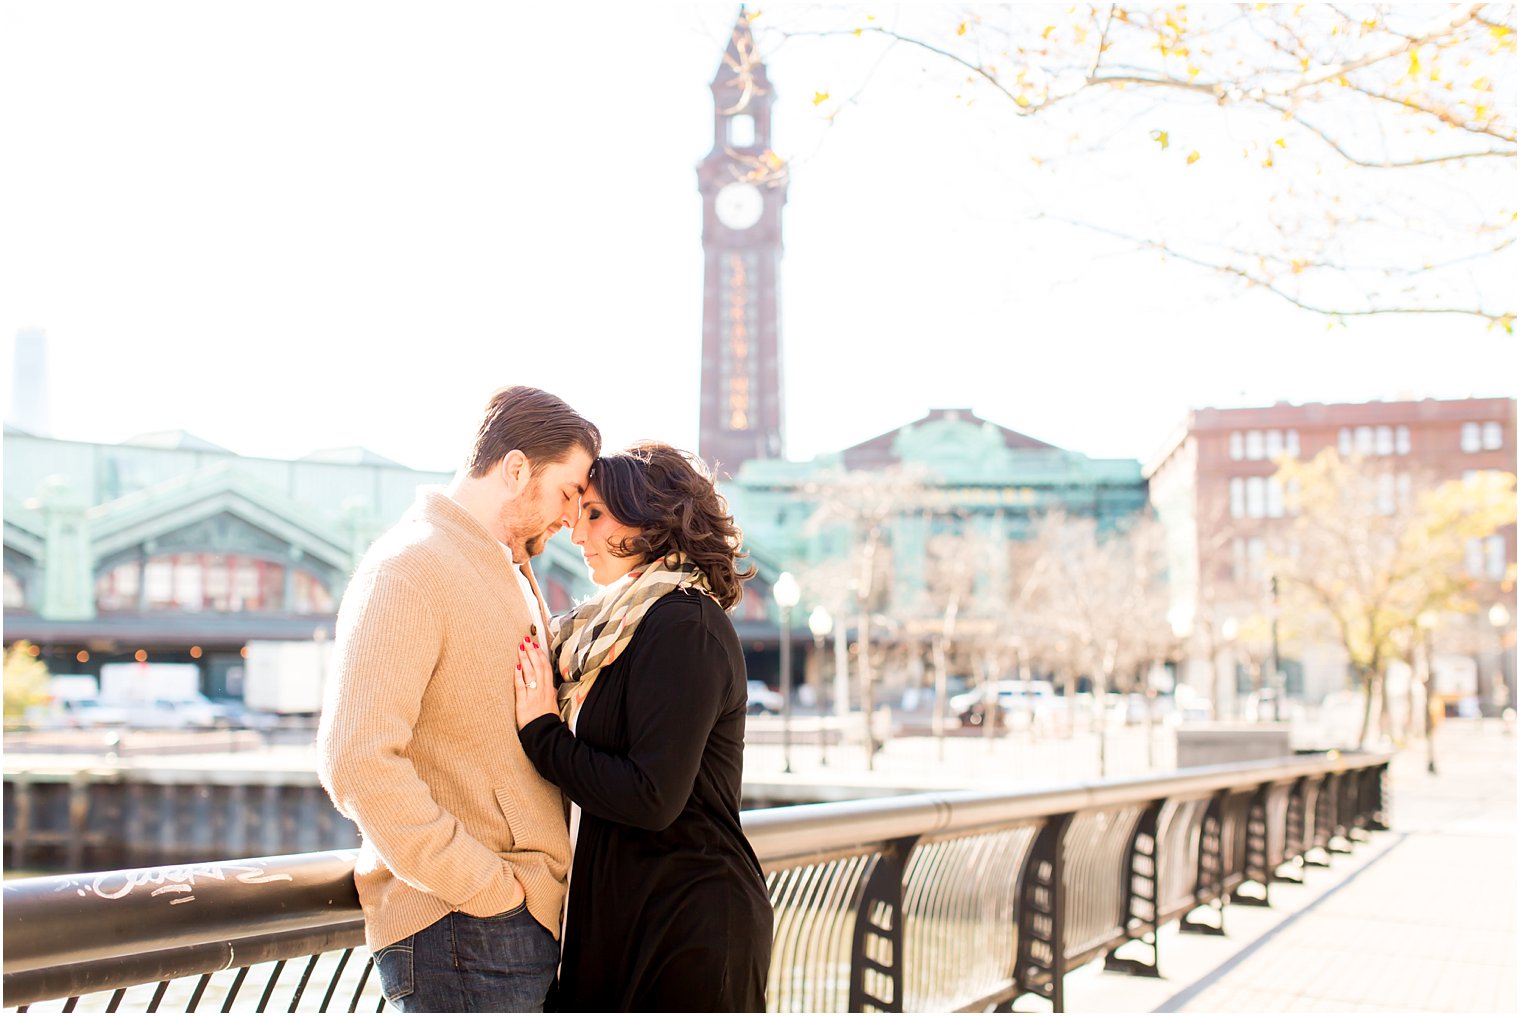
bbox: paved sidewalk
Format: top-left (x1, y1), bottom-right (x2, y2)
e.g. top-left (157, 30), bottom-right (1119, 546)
top-left (1060, 719), bottom-right (1517, 1013)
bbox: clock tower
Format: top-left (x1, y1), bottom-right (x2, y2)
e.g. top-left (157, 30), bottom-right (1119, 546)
top-left (697, 8), bottom-right (787, 479)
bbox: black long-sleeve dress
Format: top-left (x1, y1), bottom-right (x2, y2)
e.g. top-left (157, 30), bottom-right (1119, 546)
top-left (518, 587), bottom-right (772, 1013)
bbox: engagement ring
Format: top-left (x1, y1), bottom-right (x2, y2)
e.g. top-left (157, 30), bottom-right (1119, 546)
top-left (526, 681), bottom-right (538, 689)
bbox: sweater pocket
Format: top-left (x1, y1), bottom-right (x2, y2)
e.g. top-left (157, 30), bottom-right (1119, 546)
top-left (494, 781), bottom-right (571, 881)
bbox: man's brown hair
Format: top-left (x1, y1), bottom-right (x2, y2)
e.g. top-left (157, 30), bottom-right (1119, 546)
top-left (465, 386), bottom-right (601, 477)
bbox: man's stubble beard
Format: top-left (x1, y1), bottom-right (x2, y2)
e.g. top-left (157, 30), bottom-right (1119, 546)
top-left (501, 475), bottom-right (548, 560)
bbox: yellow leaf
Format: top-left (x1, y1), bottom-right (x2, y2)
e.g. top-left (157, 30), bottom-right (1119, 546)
top-left (1409, 50), bottom-right (1420, 76)
top-left (1290, 259), bottom-right (1308, 273)
top-left (812, 91), bottom-right (830, 107)
top-left (1152, 129), bottom-right (1170, 150)
top-left (1187, 64), bottom-right (1201, 79)
top-left (1042, 25), bottom-right (1055, 39)
top-left (1187, 149), bottom-right (1201, 165)
top-left (1275, 137), bottom-right (1287, 148)
top-left (957, 22), bottom-right (967, 37)
top-left (852, 28), bottom-right (862, 36)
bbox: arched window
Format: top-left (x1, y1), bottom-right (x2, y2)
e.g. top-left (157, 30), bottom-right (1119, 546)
top-left (96, 553), bottom-right (334, 614)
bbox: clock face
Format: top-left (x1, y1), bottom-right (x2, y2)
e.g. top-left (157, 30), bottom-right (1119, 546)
top-left (715, 182), bottom-right (764, 230)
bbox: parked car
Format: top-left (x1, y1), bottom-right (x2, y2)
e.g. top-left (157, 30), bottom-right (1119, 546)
top-left (951, 680), bottom-right (1056, 730)
top-left (120, 694), bottom-right (238, 730)
top-left (43, 697), bottom-right (129, 729)
top-left (746, 680), bottom-right (783, 715)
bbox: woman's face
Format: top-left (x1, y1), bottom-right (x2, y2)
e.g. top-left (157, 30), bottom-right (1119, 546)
top-left (571, 485), bottom-right (645, 586)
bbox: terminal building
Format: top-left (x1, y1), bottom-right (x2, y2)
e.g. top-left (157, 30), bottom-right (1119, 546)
top-left (1, 426), bottom-right (597, 698)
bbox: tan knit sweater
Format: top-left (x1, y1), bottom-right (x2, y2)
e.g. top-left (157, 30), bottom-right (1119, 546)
top-left (317, 489), bottom-right (570, 951)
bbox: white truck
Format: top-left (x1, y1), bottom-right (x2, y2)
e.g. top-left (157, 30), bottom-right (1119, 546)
top-left (243, 640), bottom-right (334, 715)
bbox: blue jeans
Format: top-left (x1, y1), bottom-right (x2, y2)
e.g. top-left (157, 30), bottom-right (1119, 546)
top-left (372, 903), bottom-right (559, 1013)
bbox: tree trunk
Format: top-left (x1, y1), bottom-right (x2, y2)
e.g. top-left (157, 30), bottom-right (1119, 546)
top-left (1357, 669), bottom-right (1377, 748)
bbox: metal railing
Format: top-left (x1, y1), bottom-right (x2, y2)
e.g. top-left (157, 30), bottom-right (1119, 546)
top-left (3, 751), bottom-right (1389, 1013)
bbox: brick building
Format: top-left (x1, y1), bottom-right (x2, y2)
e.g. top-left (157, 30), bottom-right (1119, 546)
top-left (1146, 396), bottom-right (1516, 713)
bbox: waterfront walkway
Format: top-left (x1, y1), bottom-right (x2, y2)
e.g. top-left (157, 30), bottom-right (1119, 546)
top-left (1059, 718), bottom-right (1517, 1014)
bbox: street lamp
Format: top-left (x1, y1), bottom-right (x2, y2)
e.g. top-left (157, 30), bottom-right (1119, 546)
top-left (808, 606), bottom-right (834, 765)
top-left (1220, 616), bottom-right (1239, 721)
top-left (1417, 610), bottom-right (1438, 774)
top-left (1489, 602), bottom-right (1512, 720)
top-left (774, 572), bottom-right (800, 775)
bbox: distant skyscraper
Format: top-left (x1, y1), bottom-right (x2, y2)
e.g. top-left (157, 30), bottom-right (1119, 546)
top-left (8, 328), bottom-right (51, 436)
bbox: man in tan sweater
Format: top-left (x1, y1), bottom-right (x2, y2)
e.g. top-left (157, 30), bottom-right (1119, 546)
top-left (318, 386), bottom-right (599, 1012)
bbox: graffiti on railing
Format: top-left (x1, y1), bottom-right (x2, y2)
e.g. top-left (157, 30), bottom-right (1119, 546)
top-left (66, 861), bottom-right (297, 905)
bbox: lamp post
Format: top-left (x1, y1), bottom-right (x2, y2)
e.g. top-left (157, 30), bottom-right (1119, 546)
top-left (1490, 602), bottom-right (1512, 722)
top-left (1269, 575), bottom-right (1284, 722)
top-left (809, 606), bottom-right (833, 766)
top-left (774, 572), bottom-right (800, 775)
top-left (1418, 610), bottom-right (1438, 774)
top-left (1220, 615), bottom-right (1240, 721)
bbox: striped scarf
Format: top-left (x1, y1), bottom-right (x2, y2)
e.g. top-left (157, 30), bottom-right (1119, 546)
top-left (550, 552), bottom-right (715, 720)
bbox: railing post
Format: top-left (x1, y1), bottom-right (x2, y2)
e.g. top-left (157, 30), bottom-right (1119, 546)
top-left (1181, 792), bottom-right (1227, 936)
top-left (849, 834), bottom-right (914, 1012)
top-left (1230, 785), bottom-right (1271, 908)
top-left (1329, 772), bottom-right (1355, 854)
top-left (1277, 777), bottom-right (1308, 884)
top-left (1011, 812), bottom-right (1073, 1012)
top-left (1305, 773), bottom-right (1335, 867)
top-left (1370, 762), bottom-right (1391, 830)
top-left (1104, 799), bottom-right (1164, 978)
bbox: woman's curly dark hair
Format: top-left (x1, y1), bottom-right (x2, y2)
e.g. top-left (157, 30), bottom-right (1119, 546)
top-left (590, 442), bottom-right (755, 610)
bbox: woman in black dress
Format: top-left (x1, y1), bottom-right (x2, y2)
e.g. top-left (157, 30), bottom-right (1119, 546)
top-left (512, 442), bottom-right (772, 1012)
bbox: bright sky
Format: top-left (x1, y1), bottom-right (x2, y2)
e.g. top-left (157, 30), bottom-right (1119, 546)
top-left (2, 3), bottom-right (1515, 476)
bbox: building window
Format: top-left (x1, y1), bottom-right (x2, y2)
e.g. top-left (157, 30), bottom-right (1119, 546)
top-left (1354, 426), bottom-right (1374, 455)
top-left (96, 554), bottom-right (331, 614)
top-left (1395, 425), bottom-right (1410, 455)
top-left (1245, 430), bottom-right (1265, 460)
top-left (1338, 428), bottom-right (1352, 456)
top-left (1376, 474), bottom-right (1398, 516)
top-left (1246, 477), bottom-right (1267, 518)
top-left (1265, 430), bottom-right (1283, 460)
top-left (1462, 422), bottom-right (1482, 453)
top-left (3, 570), bottom-right (23, 609)
top-left (1229, 431), bottom-right (1244, 460)
top-left (728, 113), bottom-right (756, 148)
top-left (1266, 477), bottom-right (1285, 518)
top-left (1233, 537), bottom-right (1266, 582)
top-left (1468, 535), bottom-right (1507, 581)
top-left (1230, 478), bottom-right (1245, 518)
top-left (1286, 429), bottom-right (1301, 458)
top-left (1465, 538), bottom-right (1485, 577)
top-left (1375, 426), bottom-right (1393, 456)
top-left (1484, 535), bottom-right (1507, 580)
top-left (1483, 421), bottom-right (1503, 450)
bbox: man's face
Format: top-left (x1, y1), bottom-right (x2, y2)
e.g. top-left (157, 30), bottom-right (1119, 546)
top-left (501, 448), bottom-right (594, 559)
